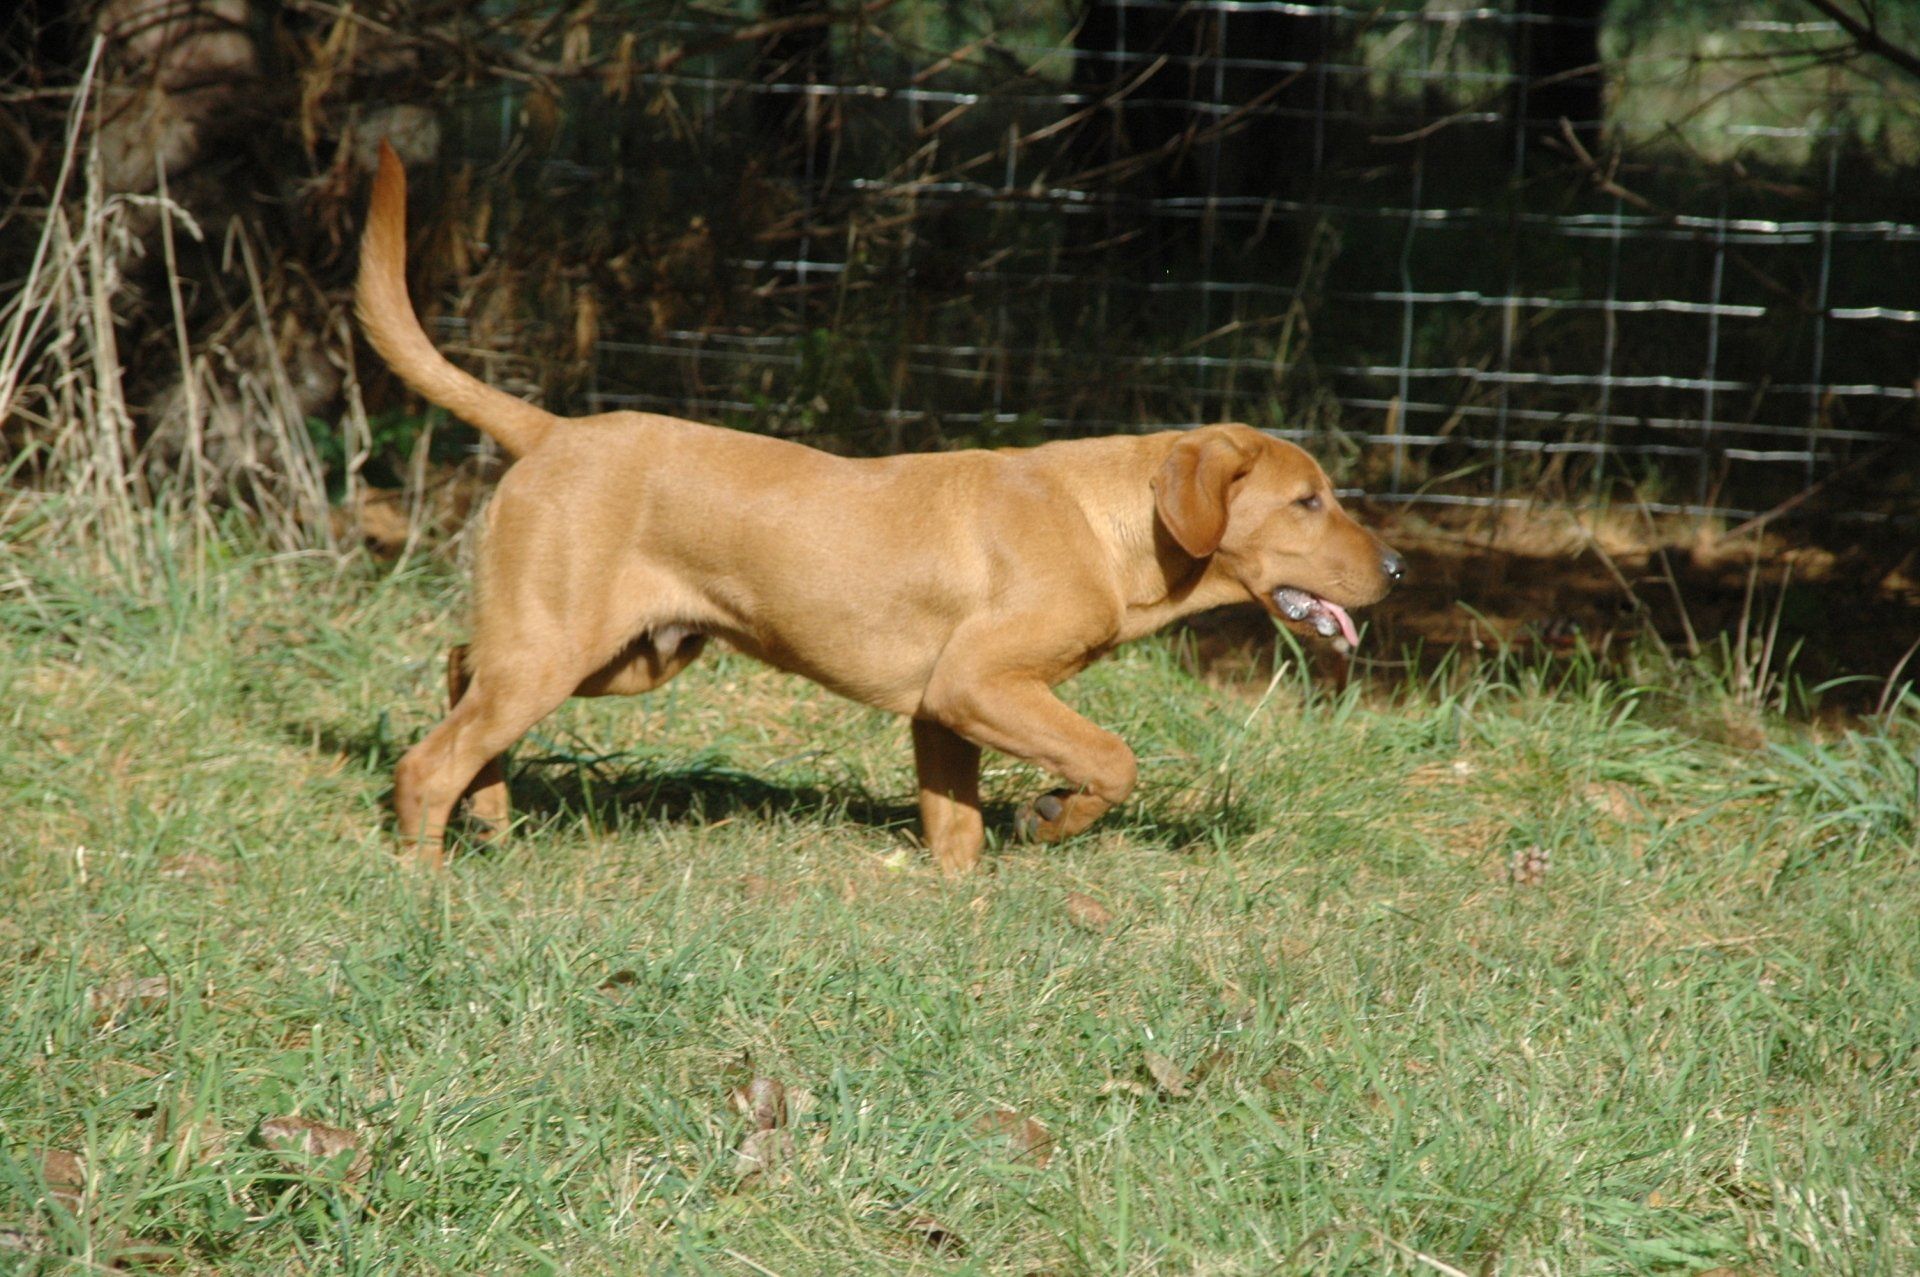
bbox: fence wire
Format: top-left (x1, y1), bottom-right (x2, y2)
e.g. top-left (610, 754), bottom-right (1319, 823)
top-left (420, 0), bottom-right (1918, 522)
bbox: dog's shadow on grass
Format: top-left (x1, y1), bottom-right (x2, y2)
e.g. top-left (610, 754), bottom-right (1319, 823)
top-left (305, 722), bottom-right (920, 844)
top-left (305, 723), bottom-right (1255, 855)
top-left (498, 745), bottom-right (922, 842)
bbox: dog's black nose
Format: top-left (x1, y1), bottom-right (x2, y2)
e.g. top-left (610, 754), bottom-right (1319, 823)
top-left (1382, 550), bottom-right (1406, 586)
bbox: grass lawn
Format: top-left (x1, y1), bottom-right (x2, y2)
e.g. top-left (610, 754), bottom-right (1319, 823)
top-left (1, 532), bottom-right (1916, 1274)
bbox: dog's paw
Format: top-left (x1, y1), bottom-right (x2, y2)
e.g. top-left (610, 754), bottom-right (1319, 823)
top-left (1016, 790), bottom-right (1075, 843)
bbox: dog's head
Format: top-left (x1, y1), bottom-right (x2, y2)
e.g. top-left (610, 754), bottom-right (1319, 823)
top-left (1152, 424), bottom-right (1404, 643)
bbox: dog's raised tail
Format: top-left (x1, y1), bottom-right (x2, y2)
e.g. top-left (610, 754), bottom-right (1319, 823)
top-left (356, 141), bottom-right (559, 459)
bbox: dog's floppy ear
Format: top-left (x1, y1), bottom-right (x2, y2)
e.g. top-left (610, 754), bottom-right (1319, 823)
top-left (1152, 428), bottom-right (1258, 558)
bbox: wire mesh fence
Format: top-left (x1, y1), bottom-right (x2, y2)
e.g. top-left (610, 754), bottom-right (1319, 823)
top-left (411, 0), bottom-right (1919, 522)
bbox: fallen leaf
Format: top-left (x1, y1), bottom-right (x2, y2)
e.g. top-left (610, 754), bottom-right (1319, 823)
top-left (597, 969), bottom-right (640, 992)
top-left (1143, 1051), bottom-right (1191, 1098)
top-left (38, 1149), bottom-right (85, 1213)
top-left (253, 1116), bottom-right (369, 1184)
top-left (729, 1077), bottom-right (788, 1131)
top-left (902, 1212), bottom-right (966, 1254)
top-left (1064, 892), bottom-right (1113, 932)
top-left (1097, 1078), bottom-right (1151, 1099)
top-left (973, 1108), bottom-right (1053, 1168)
top-left (734, 1126), bottom-right (793, 1180)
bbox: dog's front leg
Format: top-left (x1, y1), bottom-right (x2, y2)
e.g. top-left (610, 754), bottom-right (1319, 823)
top-left (924, 673), bottom-right (1138, 852)
top-left (911, 718), bottom-right (984, 875)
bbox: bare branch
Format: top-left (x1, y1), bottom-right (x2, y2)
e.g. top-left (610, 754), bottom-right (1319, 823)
top-left (1798, 0), bottom-right (1920, 82)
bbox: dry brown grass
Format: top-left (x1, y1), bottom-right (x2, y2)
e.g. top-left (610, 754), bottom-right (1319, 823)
top-left (1, 44), bottom-right (356, 563)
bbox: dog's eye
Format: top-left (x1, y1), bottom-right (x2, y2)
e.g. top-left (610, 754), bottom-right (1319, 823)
top-left (1296, 493), bottom-right (1322, 511)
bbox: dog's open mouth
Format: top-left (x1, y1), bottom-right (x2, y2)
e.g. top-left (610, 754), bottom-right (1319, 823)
top-left (1272, 587), bottom-right (1360, 647)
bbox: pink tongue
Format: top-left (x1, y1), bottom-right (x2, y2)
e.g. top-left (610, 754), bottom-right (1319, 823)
top-left (1324, 601), bottom-right (1359, 648)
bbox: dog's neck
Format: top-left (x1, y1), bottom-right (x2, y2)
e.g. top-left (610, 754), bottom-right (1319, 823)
top-left (1032, 433), bottom-right (1259, 643)
top-left (1094, 488), bottom-right (1255, 644)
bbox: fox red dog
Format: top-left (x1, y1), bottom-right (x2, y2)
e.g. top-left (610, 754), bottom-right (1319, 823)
top-left (356, 142), bottom-right (1404, 873)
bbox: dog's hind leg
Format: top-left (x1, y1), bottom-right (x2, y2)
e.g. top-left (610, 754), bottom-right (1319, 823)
top-left (394, 651), bottom-right (584, 868)
top-left (435, 628), bottom-right (708, 852)
top-left (447, 644), bottom-right (510, 837)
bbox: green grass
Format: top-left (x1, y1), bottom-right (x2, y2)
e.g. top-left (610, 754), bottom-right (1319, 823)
top-left (1, 529), bottom-right (1917, 1275)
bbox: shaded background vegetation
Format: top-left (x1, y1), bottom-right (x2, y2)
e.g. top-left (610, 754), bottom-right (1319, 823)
top-left (2, 0), bottom-right (1917, 685)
